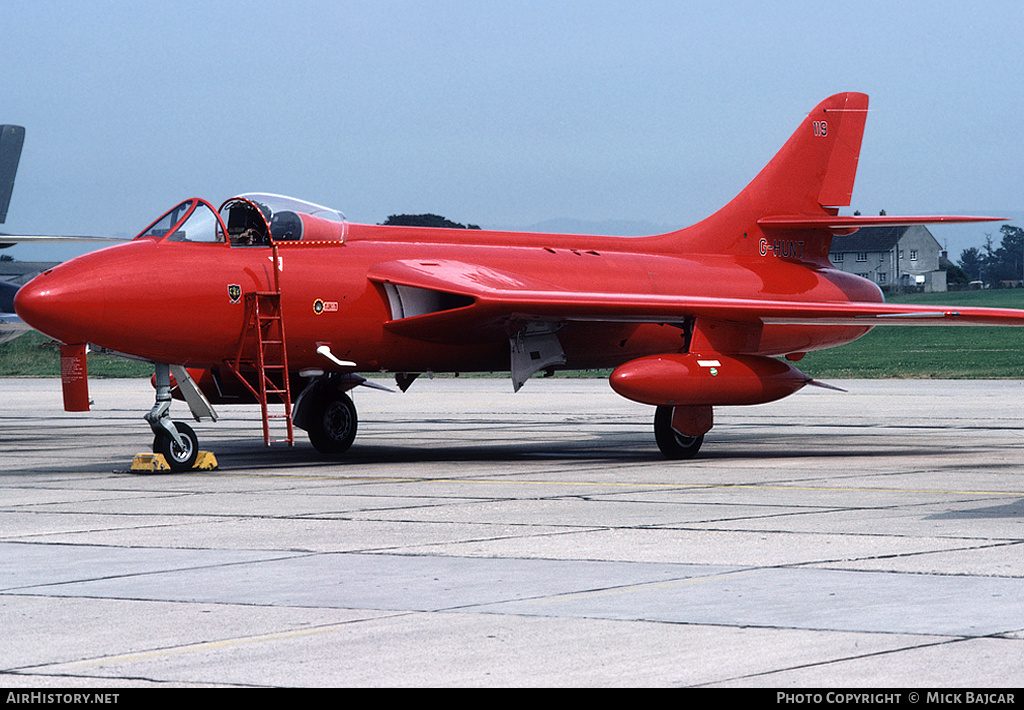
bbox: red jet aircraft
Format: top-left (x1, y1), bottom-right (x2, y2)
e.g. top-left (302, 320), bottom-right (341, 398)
top-left (13, 92), bottom-right (1024, 470)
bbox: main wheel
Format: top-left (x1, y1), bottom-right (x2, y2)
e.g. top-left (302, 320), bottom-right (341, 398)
top-left (306, 392), bottom-right (358, 454)
top-left (153, 421), bottom-right (199, 472)
top-left (653, 406), bottom-right (704, 460)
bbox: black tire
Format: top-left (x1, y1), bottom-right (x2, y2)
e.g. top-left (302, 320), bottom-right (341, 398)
top-left (653, 406), bottom-right (704, 460)
top-left (306, 392), bottom-right (358, 454)
top-left (153, 421), bottom-right (199, 472)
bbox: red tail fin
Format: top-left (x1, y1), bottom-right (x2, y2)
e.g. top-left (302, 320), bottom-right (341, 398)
top-left (662, 92), bottom-right (869, 259)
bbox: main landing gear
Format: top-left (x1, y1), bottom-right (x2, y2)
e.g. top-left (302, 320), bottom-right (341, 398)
top-left (294, 373), bottom-right (360, 455)
top-left (653, 405), bottom-right (705, 460)
top-left (304, 390), bottom-right (358, 454)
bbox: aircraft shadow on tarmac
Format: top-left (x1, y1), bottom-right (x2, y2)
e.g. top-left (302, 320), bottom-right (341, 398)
top-left (7, 415), bottom-right (1008, 473)
top-left (927, 499), bottom-right (1024, 520)
top-left (126, 427), bottom-right (981, 469)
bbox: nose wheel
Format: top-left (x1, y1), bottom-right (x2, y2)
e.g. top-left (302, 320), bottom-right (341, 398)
top-left (153, 421), bottom-right (199, 471)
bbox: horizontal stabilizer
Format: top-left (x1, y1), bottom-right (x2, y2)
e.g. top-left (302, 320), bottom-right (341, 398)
top-left (759, 214), bottom-right (1006, 234)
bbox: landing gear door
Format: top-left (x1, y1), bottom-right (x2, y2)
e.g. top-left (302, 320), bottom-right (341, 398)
top-left (510, 323), bottom-right (566, 392)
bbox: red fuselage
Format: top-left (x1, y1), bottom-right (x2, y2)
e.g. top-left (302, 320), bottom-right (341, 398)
top-left (14, 221), bottom-right (879, 374)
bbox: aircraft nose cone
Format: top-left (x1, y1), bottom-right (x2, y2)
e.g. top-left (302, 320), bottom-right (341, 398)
top-left (13, 274), bottom-right (46, 326)
top-left (14, 262), bottom-right (107, 345)
top-left (16, 271), bottom-right (69, 342)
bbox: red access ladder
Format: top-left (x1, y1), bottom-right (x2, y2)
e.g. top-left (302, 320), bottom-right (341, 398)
top-left (228, 244), bottom-right (294, 446)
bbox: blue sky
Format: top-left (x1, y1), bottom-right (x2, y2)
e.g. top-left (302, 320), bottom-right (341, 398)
top-left (3, 0), bottom-right (1022, 261)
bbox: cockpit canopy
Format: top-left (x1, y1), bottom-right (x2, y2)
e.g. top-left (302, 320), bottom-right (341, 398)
top-left (135, 193), bottom-right (347, 246)
top-left (138, 198), bottom-right (223, 243)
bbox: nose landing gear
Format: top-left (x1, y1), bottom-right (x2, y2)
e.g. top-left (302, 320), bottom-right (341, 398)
top-left (144, 363), bottom-right (200, 471)
top-left (152, 420), bottom-right (199, 471)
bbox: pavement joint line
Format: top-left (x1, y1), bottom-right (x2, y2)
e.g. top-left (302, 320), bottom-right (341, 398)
top-left (144, 472), bottom-right (1024, 498)
top-left (16, 613), bottom-right (417, 672)
top-left (480, 566), bottom-right (761, 609)
top-left (696, 636), bottom-right (967, 687)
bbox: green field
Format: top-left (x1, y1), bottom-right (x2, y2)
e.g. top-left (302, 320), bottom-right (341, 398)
top-left (798, 290), bottom-right (1024, 379)
top-left (4, 289), bottom-right (1024, 379)
top-left (0, 332), bottom-right (153, 378)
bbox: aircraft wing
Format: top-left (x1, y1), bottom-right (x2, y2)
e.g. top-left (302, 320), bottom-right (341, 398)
top-left (368, 259), bottom-right (1024, 343)
top-left (0, 234), bottom-right (124, 244)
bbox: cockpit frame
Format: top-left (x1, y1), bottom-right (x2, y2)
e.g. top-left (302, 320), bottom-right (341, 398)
top-left (135, 194), bottom-right (348, 248)
top-left (219, 197), bottom-right (273, 246)
top-left (135, 198), bottom-right (227, 244)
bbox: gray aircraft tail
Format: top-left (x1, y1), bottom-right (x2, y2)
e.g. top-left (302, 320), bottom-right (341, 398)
top-left (0, 125), bottom-right (26, 223)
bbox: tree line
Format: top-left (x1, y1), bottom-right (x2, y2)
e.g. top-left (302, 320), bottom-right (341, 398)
top-left (957, 225), bottom-right (1024, 286)
top-left (380, 214), bottom-right (481, 229)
